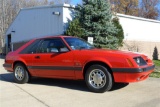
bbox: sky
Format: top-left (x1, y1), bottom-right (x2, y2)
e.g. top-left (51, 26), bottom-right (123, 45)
top-left (70, 0), bottom-right (82, 5)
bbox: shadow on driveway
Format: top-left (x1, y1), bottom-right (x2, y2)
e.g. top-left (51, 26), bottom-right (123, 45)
top-left (0, 72), bottom-right (129, 92)
top-left (0, 72), bottom-right (14, 82)
top-left (0, 55), bottom-right (5, 59)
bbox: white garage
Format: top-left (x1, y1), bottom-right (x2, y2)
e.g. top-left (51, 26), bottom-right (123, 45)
top-left (5, 4), bottom-right (74, 52)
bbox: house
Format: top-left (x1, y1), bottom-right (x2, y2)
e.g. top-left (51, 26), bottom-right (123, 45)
top-left (5, 4), bottom-right (74, 53)
top-left (5, 4), bottom-right (160, 59)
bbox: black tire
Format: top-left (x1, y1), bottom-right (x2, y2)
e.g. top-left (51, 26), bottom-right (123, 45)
top-left (85, 64), bottom-right (113, 93)
top-left (14, 63), bottom-right (30, 84)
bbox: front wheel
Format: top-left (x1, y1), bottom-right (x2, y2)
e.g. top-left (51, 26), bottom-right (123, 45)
top-left (14, 63), bottom-right (30, 84)
top-left (85, 65), bottom-right (113, 93)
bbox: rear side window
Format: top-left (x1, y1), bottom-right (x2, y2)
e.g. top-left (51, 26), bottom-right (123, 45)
top-left (20, 40), bottom-right (40, 54)
top-left (20, 38), bottom-right (69, 54)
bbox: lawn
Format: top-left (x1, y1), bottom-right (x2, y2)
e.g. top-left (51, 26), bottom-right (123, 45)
top-left (149, 60), bottom-right (160, 78)
top-left (153, 60), bottom-right (160, 67)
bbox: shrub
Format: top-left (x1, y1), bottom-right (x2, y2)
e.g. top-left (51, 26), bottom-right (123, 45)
top-left (153, 46), bottom-right (159, 60)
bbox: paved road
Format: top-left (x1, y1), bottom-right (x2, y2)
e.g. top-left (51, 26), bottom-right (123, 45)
top-left (0, 59), bottom-right (160, 107)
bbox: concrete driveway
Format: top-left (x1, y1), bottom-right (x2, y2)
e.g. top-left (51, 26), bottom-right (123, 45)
top-left (0, 58), bottom-right (160, 107)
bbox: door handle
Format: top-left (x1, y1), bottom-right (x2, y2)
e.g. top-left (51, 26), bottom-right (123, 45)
top-left (35, 56), bottom-right (40, 59)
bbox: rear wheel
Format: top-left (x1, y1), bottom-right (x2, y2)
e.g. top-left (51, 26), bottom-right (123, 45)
top-left (14, 63), bottom-right (30, 84)
top-left (85, 65), bottom-right (113, 93)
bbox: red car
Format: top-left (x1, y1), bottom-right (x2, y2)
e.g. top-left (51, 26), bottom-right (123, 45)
top-left (3, 36), bottom-right (155, 93)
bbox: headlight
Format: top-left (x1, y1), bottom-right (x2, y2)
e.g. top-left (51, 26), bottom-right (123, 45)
top-left (134, 57), bottom-right (147, 66)
top-left (135, 57), bottom-right (141, 64)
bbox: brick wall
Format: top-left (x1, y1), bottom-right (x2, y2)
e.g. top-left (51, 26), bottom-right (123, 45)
top-left (120, 40), bottom-right (160, 60)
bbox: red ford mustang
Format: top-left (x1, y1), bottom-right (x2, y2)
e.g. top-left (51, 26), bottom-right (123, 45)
top-left (3, 36), bottom-right (155, 93)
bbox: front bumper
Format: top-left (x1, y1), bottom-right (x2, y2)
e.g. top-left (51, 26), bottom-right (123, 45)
top-left (112, 65), bottom-right (155, 83)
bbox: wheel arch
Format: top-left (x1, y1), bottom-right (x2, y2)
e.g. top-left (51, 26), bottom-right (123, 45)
top-left (83, 61), bottom-right (114, 81)
top-left (13, 61), bottom-right (31, 76)
top-left (13, 61), bottom-right (26, 68)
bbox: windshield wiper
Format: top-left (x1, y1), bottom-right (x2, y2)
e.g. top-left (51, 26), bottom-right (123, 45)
top-left (79, 47), bottom-right (86, 50)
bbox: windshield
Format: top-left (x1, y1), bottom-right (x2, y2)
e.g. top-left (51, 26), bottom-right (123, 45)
top-left (64, 37), bottom-right (95, 50)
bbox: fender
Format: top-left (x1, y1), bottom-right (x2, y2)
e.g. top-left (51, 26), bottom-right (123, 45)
top-left (12, 56), bottom-right (36, 76)
top-left (12, 57), bottom-right (28, 69)
top-left (83, 57), bottom-right (112, 72)
top-left (74, 57), bottom-right (113, 80)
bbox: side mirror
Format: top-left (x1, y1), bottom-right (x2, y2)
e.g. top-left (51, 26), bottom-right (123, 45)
top-left (50, 48), bottom-right (59, 53)
top-left (60, 47), bottom-right (69, 52)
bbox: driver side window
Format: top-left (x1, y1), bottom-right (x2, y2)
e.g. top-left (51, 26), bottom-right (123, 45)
top-left (37, 38), bottom-right (68, 53)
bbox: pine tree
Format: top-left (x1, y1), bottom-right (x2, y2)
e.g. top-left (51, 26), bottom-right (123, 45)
top-left (153, 46), bottom-right (159, 60)
top-left (112, 17), bottom-right (124, 46)
top-left (76, 0), bottom-right (119, 49)
top-left (65, 18), bottom-right (84, 38)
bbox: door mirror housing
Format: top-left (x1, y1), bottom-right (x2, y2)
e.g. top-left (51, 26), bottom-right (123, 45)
top-left (49, 48), bottom-right (59, 53)
top-left (59, 47), bottom-right (69, 52)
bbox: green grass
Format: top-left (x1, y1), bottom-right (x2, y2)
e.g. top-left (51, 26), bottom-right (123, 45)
top-left (150, 72), bottom-right (160, 78)
top-left (150, 60), bottom-right (160, 78)
top-left (153, 60), bottom-right (160, 67)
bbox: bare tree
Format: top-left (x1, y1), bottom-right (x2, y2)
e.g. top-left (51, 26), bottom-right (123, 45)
top-left (110, 0), bottom-right (139, 16)
top-left (0, 0), bottom-right (13, 53)
top-left (123, 41), bottom-right (142, 52)
top-left (138, 0), bottom-right (160, 20)
top-left (0, 0), bottom-right (51, 53)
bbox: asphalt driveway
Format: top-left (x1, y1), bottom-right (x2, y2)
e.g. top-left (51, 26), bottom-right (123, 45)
top-left (0, 58), bottom-right (160, 107)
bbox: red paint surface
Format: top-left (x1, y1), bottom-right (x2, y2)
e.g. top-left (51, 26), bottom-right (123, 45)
top-left (3, 36), bottom-right (154, 83)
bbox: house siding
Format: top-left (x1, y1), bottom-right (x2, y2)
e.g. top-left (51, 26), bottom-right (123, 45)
top-left (121, 41), bottom-right (160, 59)
top-left (5, 4), bottom-right (74, 53)
top-left (13, 41), bottom-right (28, 51)
top-left (117, 14), bottom-right (160, 59)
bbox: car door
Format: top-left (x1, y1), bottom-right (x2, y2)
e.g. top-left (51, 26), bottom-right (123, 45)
top-left (31, 38), bottom-right (75, 78)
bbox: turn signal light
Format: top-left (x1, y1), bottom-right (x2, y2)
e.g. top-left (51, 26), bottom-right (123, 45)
top-left (126, 59), bottom-right (134, 67)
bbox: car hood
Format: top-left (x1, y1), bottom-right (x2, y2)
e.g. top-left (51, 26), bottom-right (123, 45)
top-left (89, 48), bottom-right (142, 58)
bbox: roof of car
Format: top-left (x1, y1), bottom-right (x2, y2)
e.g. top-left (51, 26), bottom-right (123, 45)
top-left (35, 35), bottom-right (75, 40)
